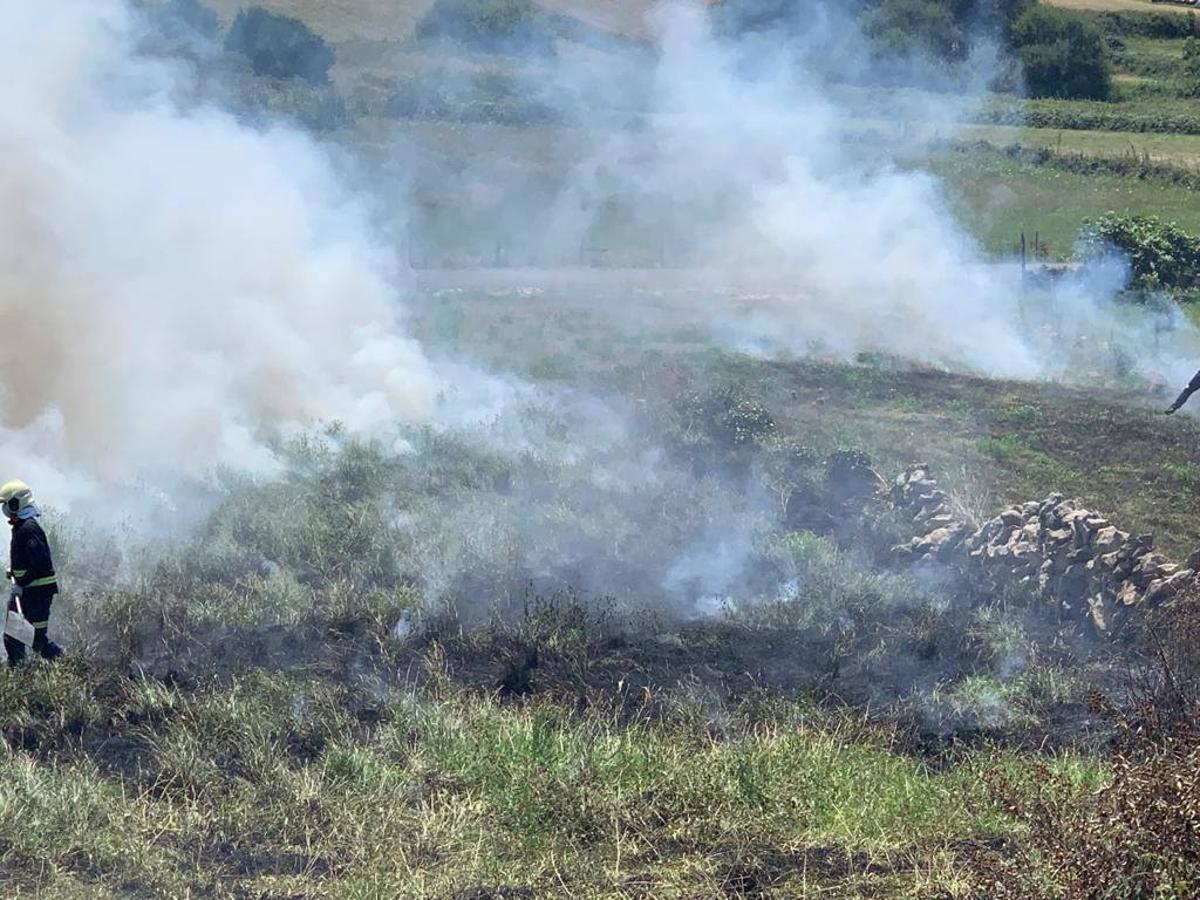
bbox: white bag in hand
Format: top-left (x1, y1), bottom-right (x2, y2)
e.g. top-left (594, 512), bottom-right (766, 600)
top-left (4, 594), bottom-right (35, 647)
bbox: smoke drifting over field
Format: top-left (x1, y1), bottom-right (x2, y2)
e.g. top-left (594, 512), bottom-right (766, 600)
top-left (408, 1), bottom-right (1200, 385)
top-left (0, 0), bottom-right (436, 509)
top-left (630, 7), bottom-right (1195, 383)
top-left (4, 0), bottom-right (1199, 624)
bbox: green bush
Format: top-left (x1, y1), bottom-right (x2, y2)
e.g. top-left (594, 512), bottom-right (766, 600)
top-left (855, 0), bottom-right (1034, 65)
top-left (1012, 5), bottom-right (1112, 100)
top-left (225, 7), bottom-right (334, 85)
top-left (860, 0), bottom-right (968, 64)
top-left (1080, 213), bottom-right (1200, 289)
top-left (676, 386), bottom-right (777, 473)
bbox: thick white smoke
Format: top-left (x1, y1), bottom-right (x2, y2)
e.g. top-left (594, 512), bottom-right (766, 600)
top-left (617, 5), bottom-right (1048, 375)
top-left (0, 0), bottom-right (436, 509)
top-left (519, 2), bottom-right (1200, 385)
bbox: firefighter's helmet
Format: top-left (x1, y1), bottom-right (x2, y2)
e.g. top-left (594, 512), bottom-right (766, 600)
top-left (0, 481), bottom-right (35, 519)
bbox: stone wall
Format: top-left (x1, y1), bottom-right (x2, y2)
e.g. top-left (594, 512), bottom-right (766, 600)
top-left (891, 466), bottom-right (1198, 636)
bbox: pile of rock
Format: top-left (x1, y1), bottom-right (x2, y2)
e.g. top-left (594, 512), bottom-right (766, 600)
top-left (891, 466), bottom-right (973, 561)
top-left (891, 465), bottom-right (1197, 636)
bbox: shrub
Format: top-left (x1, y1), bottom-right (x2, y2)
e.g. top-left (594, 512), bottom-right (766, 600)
top-left (988, 732), bottom-right (1200, 897)
top-left (855, 0), bottom-right (1037, 62)
top-left (984, 596), bottom-right (1200, 896)
top-left (860, 0), bottom-right (968, 64)
top-left (386, 70), bottom-right (560, 125)
top-left (1017, 105), bottom-right (1200, 134)
top-left (225, 7), bottom-right (334, 85)
top-left (1080, 213), bottom-right (1200, 289)
top-left (678, 387), bottom-right (775, 449)
top-left (669, 386), bottom-right (777, 479)
top-left (711, 0), bottom-right (804, 37)
top-left (1012, 5), bottom-right (1112, 100)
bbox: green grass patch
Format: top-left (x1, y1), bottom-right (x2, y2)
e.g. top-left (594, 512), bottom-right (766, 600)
top-left (930, 147), bottom-right (1200, 258)
top-left (0, 664), bottom-right (1081, 897)
top-left (1164, 459), bottom-right (1200, 491)
top-left (976, 433), bottom-right (1082, 488)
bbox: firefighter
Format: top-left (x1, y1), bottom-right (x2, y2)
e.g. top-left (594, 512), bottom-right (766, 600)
top-left (1166, 370), bottom-right (1200, 415)
top-left (1, 480), bottom-right (62, 666)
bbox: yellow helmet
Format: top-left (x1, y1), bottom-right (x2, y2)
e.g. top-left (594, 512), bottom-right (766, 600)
top-left (0, 480), bottom-right (34, 518)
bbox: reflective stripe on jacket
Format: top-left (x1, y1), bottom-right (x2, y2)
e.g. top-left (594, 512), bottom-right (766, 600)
top-left (10, 518), bottom-right (56, 594)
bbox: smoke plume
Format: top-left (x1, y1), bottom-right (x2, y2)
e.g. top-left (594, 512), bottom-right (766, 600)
top-left (0, 0), bottom-right (436, 509)
top-left (396, 0), bottom-right (1200, 387)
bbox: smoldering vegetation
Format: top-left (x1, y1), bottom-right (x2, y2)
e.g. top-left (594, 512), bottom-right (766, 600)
top-left (5, 0), bottom-right (1200, 895)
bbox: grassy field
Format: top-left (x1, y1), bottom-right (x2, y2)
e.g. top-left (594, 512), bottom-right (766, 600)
top-left (962, 123), bottom-right (1200, 164)
top-left (4, 280), bottom-right (1198, 894)
top-left (219, 0), bottom-right (1200, 263)
top-left (13, 3), bottom-right (1200, 896)
top-left (0, 659), bottom-right (1086, 897)
top-left (355, 115), bottom-right (1200, 263)
top-left (1046, 0), bottom-right (1193, 12)
top-left (204, 0), bottom-right (1198, 43)
top-left (204, 0), bottom-right (438, 42)
top-left (930, 147), bottom-right (1200, 258)
top-left (202, 0), bottom-right (664, 42)
top-left (851, 116), bottom-right (1200, 164)
top-left (412, 281), bottom-right (1200, 557)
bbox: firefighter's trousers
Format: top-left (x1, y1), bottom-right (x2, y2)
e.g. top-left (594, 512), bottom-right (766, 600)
top-left (5, 586), bottom-right (62, 666)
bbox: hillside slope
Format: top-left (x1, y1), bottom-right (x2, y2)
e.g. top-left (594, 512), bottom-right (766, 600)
top-left (1046, 0), bottom-right (1193, 12)
top-left (201, 0), bottom-right (669, 42)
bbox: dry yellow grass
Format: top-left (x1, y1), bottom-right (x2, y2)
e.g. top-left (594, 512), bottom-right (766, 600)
top-left (1044, 0), bottom-right (1194, 13)
top-left (201, 0), bottom-right (683, 42)
top-left (203, 0), bottom-right (439, 42)
top-left (536, 0), bottom-right (657, 38)
top-left (844, 116), bottom-right (1200, 166)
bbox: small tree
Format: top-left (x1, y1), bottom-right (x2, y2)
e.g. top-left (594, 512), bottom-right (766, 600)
top-left (1012, 5), bottom-right (1112, 100)
top-left (225, 7), bottom-right (334, 85)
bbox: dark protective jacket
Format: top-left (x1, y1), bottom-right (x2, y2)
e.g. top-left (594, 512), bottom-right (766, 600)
top-left (10, 517), bottom-right (57, 594)
top-left (1167, 370), bottom-right (1200, 414)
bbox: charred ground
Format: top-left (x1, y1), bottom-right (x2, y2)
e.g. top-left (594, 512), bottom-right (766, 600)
top-left (2, 283), bottom-right (1197, 896)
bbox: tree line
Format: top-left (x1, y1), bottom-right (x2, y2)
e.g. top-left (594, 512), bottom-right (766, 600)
top-left (148, 0), bottom-right (1118, 102)
top-left (719, 0), bottom-right (1114, 99)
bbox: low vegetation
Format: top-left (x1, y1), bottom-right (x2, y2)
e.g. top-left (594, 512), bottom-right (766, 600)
top-left (1081, 211), bottom-right (1200, 288)
top-left (415, 0), bottom-right (555, 57)
top-left (1013, 3), bottom-right (1114, 99)
top-left (225, 6), bottom-right (334, 84)
top-left (5, 282), bottom-right (1200, 893)
top-left (15, 1), bottom-right (1200, 896)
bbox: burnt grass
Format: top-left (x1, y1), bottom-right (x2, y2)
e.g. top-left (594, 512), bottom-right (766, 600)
top-left (651, 354), bottom-right (1200, 557)
top-left (8, 299), bottom-right (1200, 894)
top-left (416, 599), bottom-right (1116, 759)
top-left (415, 283), bottom-right (1200, 556)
